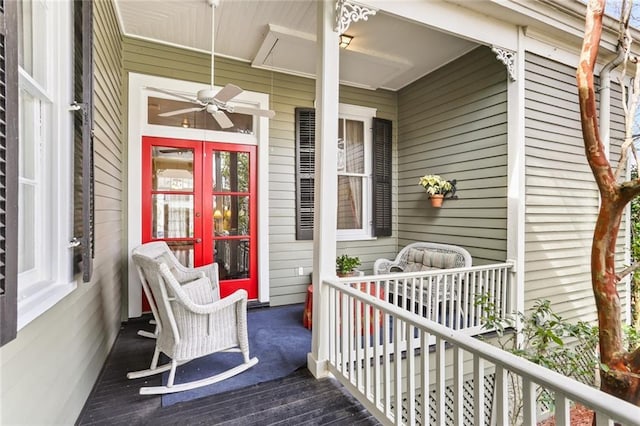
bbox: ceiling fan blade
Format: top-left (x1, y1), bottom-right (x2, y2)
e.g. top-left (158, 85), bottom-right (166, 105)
top-left (212, 110), bottom-right (234, 129)
top-left (228, 105), bottom-right (276, 118)
top-left (214, 84), bottom-right (243, 103)
top-left (146, 86), bottom-right (202, 104)
top-left (158, 107), bottom-right (205, 117)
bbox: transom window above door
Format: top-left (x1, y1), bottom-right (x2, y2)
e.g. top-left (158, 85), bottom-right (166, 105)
top-left (147, 96), bottom-right (254, 133)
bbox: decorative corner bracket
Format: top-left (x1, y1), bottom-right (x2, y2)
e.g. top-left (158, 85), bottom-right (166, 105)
top-left (335, 0), bottom-right (377, 35)
top-left (492, 47), bottom-right (516, 82)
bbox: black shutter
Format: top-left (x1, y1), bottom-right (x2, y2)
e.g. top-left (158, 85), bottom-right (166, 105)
top-left (295, 108), bottom-right (315, 240)
top-left (0, 0), bottom-right (19, 346)
top-left (73, 0), bottom-right (94, 282)
top-left (372, 118), bottom-right (392, 237)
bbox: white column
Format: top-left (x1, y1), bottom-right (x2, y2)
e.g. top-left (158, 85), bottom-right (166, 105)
top-left (307, 0), bottom-right (340, 379)
top-left (506, 27), bottom-right (526, 329)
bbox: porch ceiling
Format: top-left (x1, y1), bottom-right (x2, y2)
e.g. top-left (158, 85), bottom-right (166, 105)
top-left (114, 0), bottom-right (479, 91)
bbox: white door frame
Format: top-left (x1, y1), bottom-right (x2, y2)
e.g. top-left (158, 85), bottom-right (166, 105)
top-left (127, 72), bottom-right (270, 318)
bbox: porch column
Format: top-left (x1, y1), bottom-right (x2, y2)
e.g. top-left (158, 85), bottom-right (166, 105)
top-left (506, 27), bottom-right (526, 329)
top-left (307, 0), bottom-right (340, 379)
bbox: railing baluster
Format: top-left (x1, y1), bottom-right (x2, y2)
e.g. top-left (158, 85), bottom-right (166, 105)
top-left (474, 356), bottom-right (485, 426)
top-left (406, 321), bottom-right (416, 426)
top-left (490, 268), bottom-right (496, 309)
top-left (494, 365), bottom-right (508, 426)
top-left (394, 316), bottom-right (402, 425)
top-left (383, 310), bottom-right (391, 418)
top-left (341, 291), bottom-right (348, 376)
top-left (374, 282), bottom-right (382, 408)
top-left (555, 394), bottom-right (570, 426)
top-left (435, 336), bottom-right (445, 426)
top-left (364, 284), bottom-right (372, 400)
top-left (472, 271), bottom-right (480, 327)
top-left (453, 346), bottom-right (464, 426)
top-left (354, 289), bottom-right (362, 391)
top-left (522, 378), bottom-right (536, 425)
top-left (421, 330), bottom-right (430, 426)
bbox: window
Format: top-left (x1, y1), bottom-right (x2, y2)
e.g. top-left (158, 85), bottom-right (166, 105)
top-left (337, 105), bottom-right (373, 240)
top-left (295, 104), bottom-right (392, 241)
top-left (8, 0), bottom-right (92, 333)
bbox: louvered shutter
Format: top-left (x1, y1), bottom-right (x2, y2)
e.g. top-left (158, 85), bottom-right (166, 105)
top-left (0, 0), bottom-right (19, 346)
top-left (72, 0), bottom-right (94, 282)
top-left (372, 118), bottom-right (392, 237)
top-left (295, 108), bottom-right (315, 240)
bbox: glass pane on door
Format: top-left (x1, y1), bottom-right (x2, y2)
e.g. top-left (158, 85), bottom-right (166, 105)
top-left (212, 195), bottom-right (250, 236)
top-left (215, 239), bottom-right (250, 280)
top-left (152, 146), bottom-right (194, 191)
top-left (212, 151), bottom-right (249, 192)
top-left (151, 194), bottom-right (194, 238)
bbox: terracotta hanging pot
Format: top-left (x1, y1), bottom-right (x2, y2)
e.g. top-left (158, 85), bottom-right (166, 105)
top-left (430, 194), bottom-right (444, 208)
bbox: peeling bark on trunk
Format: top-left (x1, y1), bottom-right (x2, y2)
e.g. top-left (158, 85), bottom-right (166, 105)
top-left (577, 0), bottom-right (640, 407)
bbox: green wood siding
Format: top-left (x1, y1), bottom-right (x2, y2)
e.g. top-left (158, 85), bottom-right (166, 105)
top-left (396, 46), bottom-right (508, 265)
top-left (0, 1), bottom-right (124, 424)
top-left (122, 37), bottom-right (398, 306)
top-left (524, 53), bottom-right (628, 322)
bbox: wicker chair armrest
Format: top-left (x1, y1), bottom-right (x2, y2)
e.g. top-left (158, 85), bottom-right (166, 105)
top-left (373, 258), bottom-right (403, 275)
top-left (177, 286), bottom-right (247, 316)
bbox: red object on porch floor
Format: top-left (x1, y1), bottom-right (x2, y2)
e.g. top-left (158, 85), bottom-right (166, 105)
top-left (303, 285), bottom-right (313, 329)
top-left (302, 283), bottom-right (386, 332)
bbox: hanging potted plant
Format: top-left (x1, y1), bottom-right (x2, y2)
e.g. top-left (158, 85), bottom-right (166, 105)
top-left (418, 174), bottom-right (455, 208)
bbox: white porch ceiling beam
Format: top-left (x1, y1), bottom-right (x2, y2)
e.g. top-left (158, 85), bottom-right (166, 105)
top-left (308, 0), bottom-right (340, 379)
top-left (364, 0), bottom-right (518, 51)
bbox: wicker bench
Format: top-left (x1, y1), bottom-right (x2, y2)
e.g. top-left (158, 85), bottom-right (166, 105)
top-left (373, 242), bottom-right (472, 275)
top-left (374, 242), bottom-right (473, 326)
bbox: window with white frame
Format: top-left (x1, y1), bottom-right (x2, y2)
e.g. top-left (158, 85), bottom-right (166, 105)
top-left (16, 0), bottom-right (76, 328)
top-left (336, 105), bottom-right (374, 240)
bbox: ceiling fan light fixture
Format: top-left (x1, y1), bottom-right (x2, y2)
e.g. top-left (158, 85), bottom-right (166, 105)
top-left (339, 34), bottom-right (353, 49)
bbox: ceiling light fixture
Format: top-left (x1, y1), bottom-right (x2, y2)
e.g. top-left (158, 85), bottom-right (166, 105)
top-left (181, 117), bottom-right (190, 128)
top-left (339, 34), bottom-right (353, 49)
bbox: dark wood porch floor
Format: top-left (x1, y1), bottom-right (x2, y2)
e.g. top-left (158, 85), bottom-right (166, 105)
top-left (76, 312), bottom-right (380, 426)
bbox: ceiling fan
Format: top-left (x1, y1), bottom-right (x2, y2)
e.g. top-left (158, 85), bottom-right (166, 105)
top-left (147, 0), bottom-right (275, 129)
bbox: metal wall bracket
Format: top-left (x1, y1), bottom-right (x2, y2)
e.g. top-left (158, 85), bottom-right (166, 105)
top-left (335, 0), bottom-right (377, 35)
top-left (491, 47), bottom-right (516, 82)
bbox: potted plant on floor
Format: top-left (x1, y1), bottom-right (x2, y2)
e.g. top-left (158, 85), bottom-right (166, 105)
top-left (336, 254), bottom-right (361, 277)
top-left (418, 174), bottom-right (455, 207)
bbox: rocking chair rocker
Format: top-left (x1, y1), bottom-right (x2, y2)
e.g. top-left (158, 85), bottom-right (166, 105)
top-left (128, 245), bottom-right (258, 395)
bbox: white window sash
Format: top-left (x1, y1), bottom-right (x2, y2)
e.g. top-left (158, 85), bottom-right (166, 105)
top-left (336, 103), bottom-right (375, 241)
top-left (17, 0), bottom-right (76, 330)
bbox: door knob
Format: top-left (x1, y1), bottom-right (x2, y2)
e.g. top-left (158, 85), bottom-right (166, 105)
top-left (196, 238), bottom-right (202, 243)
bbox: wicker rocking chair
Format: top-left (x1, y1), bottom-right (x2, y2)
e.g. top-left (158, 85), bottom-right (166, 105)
top-left (128, 245), bottom-right (258, 395)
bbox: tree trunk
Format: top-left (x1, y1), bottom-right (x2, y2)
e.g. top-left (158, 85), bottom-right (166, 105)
top-left (577, 0), bottom-right (640, 407)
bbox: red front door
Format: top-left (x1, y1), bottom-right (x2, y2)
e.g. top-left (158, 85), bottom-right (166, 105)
top-left (141, 136), bottom-right (258, 300)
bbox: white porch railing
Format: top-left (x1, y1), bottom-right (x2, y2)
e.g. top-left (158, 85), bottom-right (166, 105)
top-left (376, 263), bottom-right (513, 335)
top-left (321, 265), bottom-right (640, 425)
